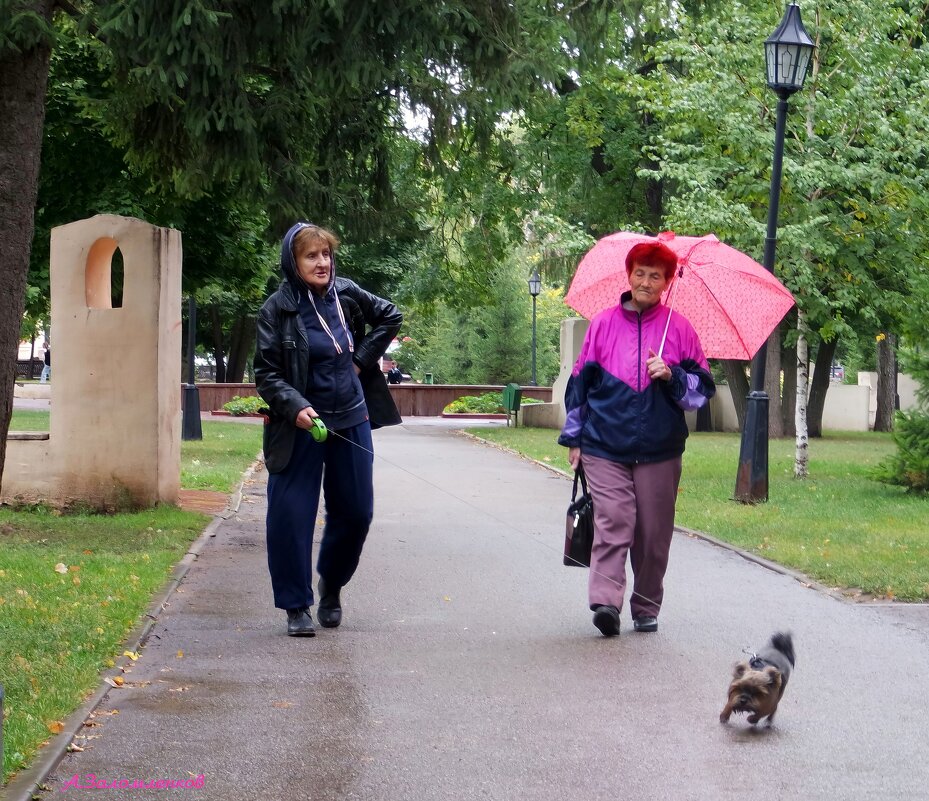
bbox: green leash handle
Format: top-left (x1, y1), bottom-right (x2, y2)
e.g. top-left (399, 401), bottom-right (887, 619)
top-left (310, 417), bottom-right (328, 443)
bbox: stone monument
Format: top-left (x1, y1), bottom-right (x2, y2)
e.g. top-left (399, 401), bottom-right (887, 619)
top-left (2, 215), bottom-right (182, 508)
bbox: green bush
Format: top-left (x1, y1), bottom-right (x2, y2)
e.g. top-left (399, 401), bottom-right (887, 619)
top-left (874, 410), bottom-right (929, 493)
top-left (222, 395), bottom-right (267, 415)
top-left (443, 391), bottom-right (543, 414)
top-left (444, 392), bottom-right (506, 414)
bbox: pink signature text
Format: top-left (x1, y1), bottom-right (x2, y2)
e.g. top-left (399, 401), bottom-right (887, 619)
top-left (61, 773), bottom-right (205, 791)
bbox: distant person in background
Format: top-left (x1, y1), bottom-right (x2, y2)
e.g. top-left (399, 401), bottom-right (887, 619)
top-left (40, 342), bottom-right (51, 383)
top-left (387, 365), bottom-right (403, 384)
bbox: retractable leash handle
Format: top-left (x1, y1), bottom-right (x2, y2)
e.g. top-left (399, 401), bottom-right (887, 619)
top-left (310, 417), bottom-right (328, 443)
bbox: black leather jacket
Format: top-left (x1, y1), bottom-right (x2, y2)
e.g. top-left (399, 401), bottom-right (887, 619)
top-left (254, 276), bottom-right (402, 472)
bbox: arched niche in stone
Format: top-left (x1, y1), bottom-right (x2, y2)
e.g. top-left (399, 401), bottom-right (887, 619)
top-left (85, 236), bottom-right (125, 309)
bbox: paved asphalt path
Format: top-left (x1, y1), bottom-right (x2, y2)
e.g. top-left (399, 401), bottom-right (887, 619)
top-left (17, 419), bottom-right (929, 801)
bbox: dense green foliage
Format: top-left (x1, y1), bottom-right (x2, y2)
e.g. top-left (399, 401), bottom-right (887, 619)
top-left (875, 410), bottom-right (929, 493)
top-left (444, 392), bottom-right (508, 414)
top-left (221, 395), bottom-right (266, 416)
top-left (7, 0), bottom-right (929, 433)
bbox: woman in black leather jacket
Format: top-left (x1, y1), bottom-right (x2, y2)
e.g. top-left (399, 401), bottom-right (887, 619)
top-left (254, 222), bottom-right (402, 636)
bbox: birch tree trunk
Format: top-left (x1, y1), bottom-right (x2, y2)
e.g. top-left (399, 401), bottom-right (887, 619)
top-left (794, 310), bottom-right (809, 478)
top-left (781, 336), bottom-right (797, 437)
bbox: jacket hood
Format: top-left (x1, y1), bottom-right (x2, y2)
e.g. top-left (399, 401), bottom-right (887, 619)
top-left (281, 222), bottom-right (337, 296)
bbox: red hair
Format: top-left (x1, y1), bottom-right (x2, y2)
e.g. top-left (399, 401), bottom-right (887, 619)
top-left (625, 241), bottom-right (678, 282)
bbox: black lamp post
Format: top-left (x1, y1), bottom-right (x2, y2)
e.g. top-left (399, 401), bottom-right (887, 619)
top-left (734, 2), bottom-right (815, 502)
top-left (182, 295), bottom-right (202, 441)
top-left (528, 269), bottom-right (542, 386)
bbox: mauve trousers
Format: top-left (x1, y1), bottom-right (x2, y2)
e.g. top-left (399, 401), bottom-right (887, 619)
top-left (582, 453), bottom-right (682, 618)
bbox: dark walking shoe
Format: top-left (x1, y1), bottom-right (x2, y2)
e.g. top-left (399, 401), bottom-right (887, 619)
top-left (592, 605), bottom-right (621, 637)
top-left (317, 577), bottom-right (342, 629)
top-left (286, 608), bottom-right (316, 637)
top-left (633, 615), bottom-right (658, 632)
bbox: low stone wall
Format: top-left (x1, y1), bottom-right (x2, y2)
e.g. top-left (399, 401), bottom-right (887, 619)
top-left (709, 383), bottom-right (874, 433)
top-left (184, 383), bottom-right (258, 412)
top-left (186, 383), bottom-right (553, 416)
top-left (389, 384), bottom-right (552, 417)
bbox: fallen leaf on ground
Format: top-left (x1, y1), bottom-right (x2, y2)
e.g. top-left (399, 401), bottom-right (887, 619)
top-left (54, 563), bottom-right (68, 574)
top-left (47, 721), bottom-right (64, 734)
top-left (123, 650), bottom-right (140, 661)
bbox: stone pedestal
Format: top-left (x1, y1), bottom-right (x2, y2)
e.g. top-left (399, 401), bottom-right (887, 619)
top-left (521, 317), bottom-right (589, 429)
top-left (2, 215), bottom-right (182, 508)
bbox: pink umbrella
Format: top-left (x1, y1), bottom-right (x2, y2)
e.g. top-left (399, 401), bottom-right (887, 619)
top-left (564, 231), bottom-right (796, 360)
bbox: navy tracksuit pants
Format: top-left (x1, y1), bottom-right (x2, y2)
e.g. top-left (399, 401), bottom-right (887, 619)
top-left (265, 421), bottom-right (374, 611)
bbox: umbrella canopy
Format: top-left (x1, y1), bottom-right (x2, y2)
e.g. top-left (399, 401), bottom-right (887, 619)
top-left (564, 231), bottom-right (796, 360)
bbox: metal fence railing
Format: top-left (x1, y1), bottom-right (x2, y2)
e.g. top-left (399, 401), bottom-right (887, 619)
top-left (15, 359), bottom-right (43, 379)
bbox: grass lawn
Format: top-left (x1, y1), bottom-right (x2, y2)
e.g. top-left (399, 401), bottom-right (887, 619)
top-left (1, 414), bottom-right (262, 784)
top-left (471, 427), bottom-right (929, 601)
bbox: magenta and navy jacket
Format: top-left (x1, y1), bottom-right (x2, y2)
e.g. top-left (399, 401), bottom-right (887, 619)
top-left (558, 291), bottom-right (715, 464)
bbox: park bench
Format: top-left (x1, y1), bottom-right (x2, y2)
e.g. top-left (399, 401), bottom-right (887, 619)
top-left (502, 383), bottom-right (522, 427)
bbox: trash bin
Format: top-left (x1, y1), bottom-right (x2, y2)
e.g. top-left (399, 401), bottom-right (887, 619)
top-left (424, 373), bottom-right (434, 384)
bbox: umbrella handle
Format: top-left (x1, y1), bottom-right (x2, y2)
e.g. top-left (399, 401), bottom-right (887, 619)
top-left (658, 308), bottom-right (672, 359)
top-left (657, 269), bottom-right (681, 358)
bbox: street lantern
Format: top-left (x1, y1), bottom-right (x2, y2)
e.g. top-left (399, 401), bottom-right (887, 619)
top-left (735, 3), bottom-right (814, 503)
top-left (764, 3), bottom-right (815, 96)
top-left (528, 269), bottom-right (542, 386)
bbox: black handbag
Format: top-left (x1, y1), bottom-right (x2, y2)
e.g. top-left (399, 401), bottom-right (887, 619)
top-left (564, 467), bottom-right (594, 567)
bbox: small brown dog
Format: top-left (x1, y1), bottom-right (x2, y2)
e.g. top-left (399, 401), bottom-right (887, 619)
top-left (720, 632), bottom-right (795, 726)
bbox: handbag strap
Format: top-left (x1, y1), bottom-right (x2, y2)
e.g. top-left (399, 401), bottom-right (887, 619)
top-left (571, 465), bottom-right (589, 501)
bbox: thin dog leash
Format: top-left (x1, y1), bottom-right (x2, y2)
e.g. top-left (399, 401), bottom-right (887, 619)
top-left (317, 425), bottom-right (665, 610)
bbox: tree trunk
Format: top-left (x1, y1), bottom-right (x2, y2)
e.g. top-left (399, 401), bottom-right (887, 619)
top-left (0, 6), bottom-right (54, 493)
top-left (209, 304), bottom-right (227, 383)
top-left (721, 360), bottom-right (750, 430)
top-left (794, 310), bottom-right (809, 478)
top-left (807, 338), bottom-right (837, 437)
top-left (764, 328), bottom-right (784, 438)
top-left (781, 336), bottom-right (796, 437)
top-left (226, 314), bottom-right (256, 383)
top-left (873, 333), bottom-right (897, 432)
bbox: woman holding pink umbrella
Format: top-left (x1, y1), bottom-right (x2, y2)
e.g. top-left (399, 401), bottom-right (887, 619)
top-left (559, 240), bottom-right (715, 637)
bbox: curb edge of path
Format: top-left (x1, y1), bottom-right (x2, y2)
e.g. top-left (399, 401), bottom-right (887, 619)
top-left (1, 457), bottom-right (264, 801)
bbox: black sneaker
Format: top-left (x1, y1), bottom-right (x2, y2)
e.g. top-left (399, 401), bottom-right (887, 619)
top-left (286, 608), bottom-right (316, 637)
top-left (633, 615), bottom-right (658, 632)
top-left (592, 605), bottom-right (621, 637)
top-left (317, 577), bottom-right (342, 629)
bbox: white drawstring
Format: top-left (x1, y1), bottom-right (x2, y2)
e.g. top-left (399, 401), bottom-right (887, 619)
top-left (306, 287), bottom-right (354, 355)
